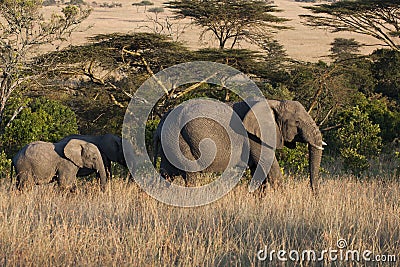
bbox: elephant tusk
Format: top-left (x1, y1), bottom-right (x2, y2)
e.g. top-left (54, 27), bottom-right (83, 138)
top-left (309, 143), bottom-right (324, 150)
top-left (322, 141), bottom-right (327, 146)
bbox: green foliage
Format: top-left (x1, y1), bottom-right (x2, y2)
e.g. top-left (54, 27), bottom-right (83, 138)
top-left (67, 0), bottom-right (87, 5)
top-left (371, 49), bottom-right (400, 102)
top-left (261, 83), bottom-right (294, 101)
top-left (0, 151), bottom-right (11, 179)
top-left (145, 119), bottom-right (160, 157)
top-left (277, 144), bottom-right (309, 175)
top-left (395, 151), bottom-right (400, 177)
top-left (351, 93), bottom-right (400, 143)
top-left (260, 39), bottom-right (290, 72)
top-left (332, 105), bottom-right (382, 175)
top-left (330, 38), bottom-right (361, 61)
top-left (340, 148), bottom-right (369, 176)
top-left (0, 0), bottom-right (90, 136)
top-left (43, 0), bottom-right (57, 6)
top-left (193, 48), bottom-right (262, 75)
top-left (38, 33), bottom-right (192, 133)
top-left (148, 7), bottom-right (164, 13)
top-left (139, 0), bottom-right (153, 5)
top-left (287, 57), bottom-right (376, 124)
top-left (1, 97), bottom-right (78, 155)
top-left (132, 0), bottom-right (153, 11)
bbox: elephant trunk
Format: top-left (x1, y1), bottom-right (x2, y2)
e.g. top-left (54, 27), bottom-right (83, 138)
top-left (300, 120), bottom-right (323, 191)
top-left (96, 162), bottom-right (108, 191)
top-left (309, 145), bottom-right (322, 192)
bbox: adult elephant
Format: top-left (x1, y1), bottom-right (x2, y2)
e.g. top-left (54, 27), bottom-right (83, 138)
top-left (153, 99), bottom-right (324, 191)
top-left (12, 139), bottom-right (107, 191)
top-left (59, 134), bottom-right (126, 180)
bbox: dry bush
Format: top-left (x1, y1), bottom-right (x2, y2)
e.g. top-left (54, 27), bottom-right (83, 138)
top-left (0, 176), bottom-right (398, 266)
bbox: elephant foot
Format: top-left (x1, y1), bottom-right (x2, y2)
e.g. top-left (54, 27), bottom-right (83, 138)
top-left (160, 169), bottom-right (176, 183)
top-left (100, 183), bottom-right (107, 192)
top-left (58, 184), bottom-right (77, 195)
top-left (69, 184), bottom-right (77, 193)
top-left (268, 172), bottom-right (283, 191)
top-left (183, 172), bottom-right (198, 187)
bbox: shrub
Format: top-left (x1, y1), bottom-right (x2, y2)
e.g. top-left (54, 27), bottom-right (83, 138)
top-left (68, 0), bottom-right (86, 5)
top-left (395, 151), bottom-right (400, 177)
top-left (277, 144), bottom-right (309, 176)
top-left (148, 7), bottom-right (164, 13)
top-left (332, 106), bottom-right (382, 175)
top-left (145, 119), bottom-right (160, 157)
top-left (0, 151), bottom-right (11, 180)
top-left (42, 0), bottom-right (57, 6)
top-left (1, 97), bottom-right (79, 156)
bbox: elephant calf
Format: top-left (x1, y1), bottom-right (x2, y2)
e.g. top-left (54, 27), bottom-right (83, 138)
top-left (12, 139), bottom-right (107, 191)
top-left (58, 134), bottom-right (126, 181)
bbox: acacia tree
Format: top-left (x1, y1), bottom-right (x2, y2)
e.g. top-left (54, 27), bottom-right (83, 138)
top-left (0, 0), bottom-right (90, 131)
top-left (330, 38), bottom-right (361, 61)
top-left (301, 0), bottom-right (400, 51)
top-left (165, 0), bottom-right (288, 49)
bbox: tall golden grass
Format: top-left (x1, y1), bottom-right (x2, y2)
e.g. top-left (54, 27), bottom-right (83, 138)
top-left (0, 176), bottom-right (398, 266)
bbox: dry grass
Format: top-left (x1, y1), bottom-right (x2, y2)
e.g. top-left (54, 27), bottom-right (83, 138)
top-left (0, 176), bottom-right (398, 266)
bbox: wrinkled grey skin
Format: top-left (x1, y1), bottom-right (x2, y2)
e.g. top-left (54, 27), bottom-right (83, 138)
top-left (58, 134), bottom-right (126, 180)
top-left (153, 99), bottom-right (323, 191)
top-left (12, 139), bottom-right (107, 191)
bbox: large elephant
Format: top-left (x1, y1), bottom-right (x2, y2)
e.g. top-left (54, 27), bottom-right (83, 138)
top-left (12, 139), bottom-right (107, 191)
top-left (58, 134), bottom-right (126, 180)
top-left (153, 99), bottom-right (324, 191)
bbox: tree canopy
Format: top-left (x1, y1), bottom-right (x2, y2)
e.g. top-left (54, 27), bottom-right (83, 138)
top-left (301, 0), bottom-right (400, 51)
top-left (0, 0), bottom-right (90, 133)
top-left (165, 0), bottom-right (289, 49)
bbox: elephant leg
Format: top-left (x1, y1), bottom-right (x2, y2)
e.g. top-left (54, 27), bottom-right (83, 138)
top-left (159, 152), bottom-right (184, 184)
top-left (16, 172), bottom-right (30, 191)
top-left (183, 172), bottom-right (198, 187)
top-left (94, 159), bottom-right (110, 191)
top-left (15, 175), bottom-right (21, 190)
top-left (57, 171), bottom-right (76, 193)
top-left (105, 160), bottom-right (112, 181)
top-left (248, 155), bottom-right (282, 193)
top-left (248, 164), bottom-right (266, 195)
top-left (160, 167), bottom-right (176, 183)
top-left (268, 156), bottom-right (283, 189)
top-left (19, 170), bottom-right (37, 191)
top-left (100, 160), bottom-right (111, 191)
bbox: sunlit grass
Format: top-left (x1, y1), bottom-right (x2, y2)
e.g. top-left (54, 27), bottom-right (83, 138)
top-left (0, 176), bottom-right (398, 266)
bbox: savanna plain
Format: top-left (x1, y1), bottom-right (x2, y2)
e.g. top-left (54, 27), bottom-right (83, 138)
top-left (1, 0), bottom-right (400, 266)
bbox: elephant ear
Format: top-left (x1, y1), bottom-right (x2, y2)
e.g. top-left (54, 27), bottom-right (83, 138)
top-left (242, 100), bottom-right (278, 147)
top-left (64, 139), bottom-right (85, 168)
top-left (267, 100), bottom-right (285, 149)
top-left (104, 134), bottom-right (124, 163)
